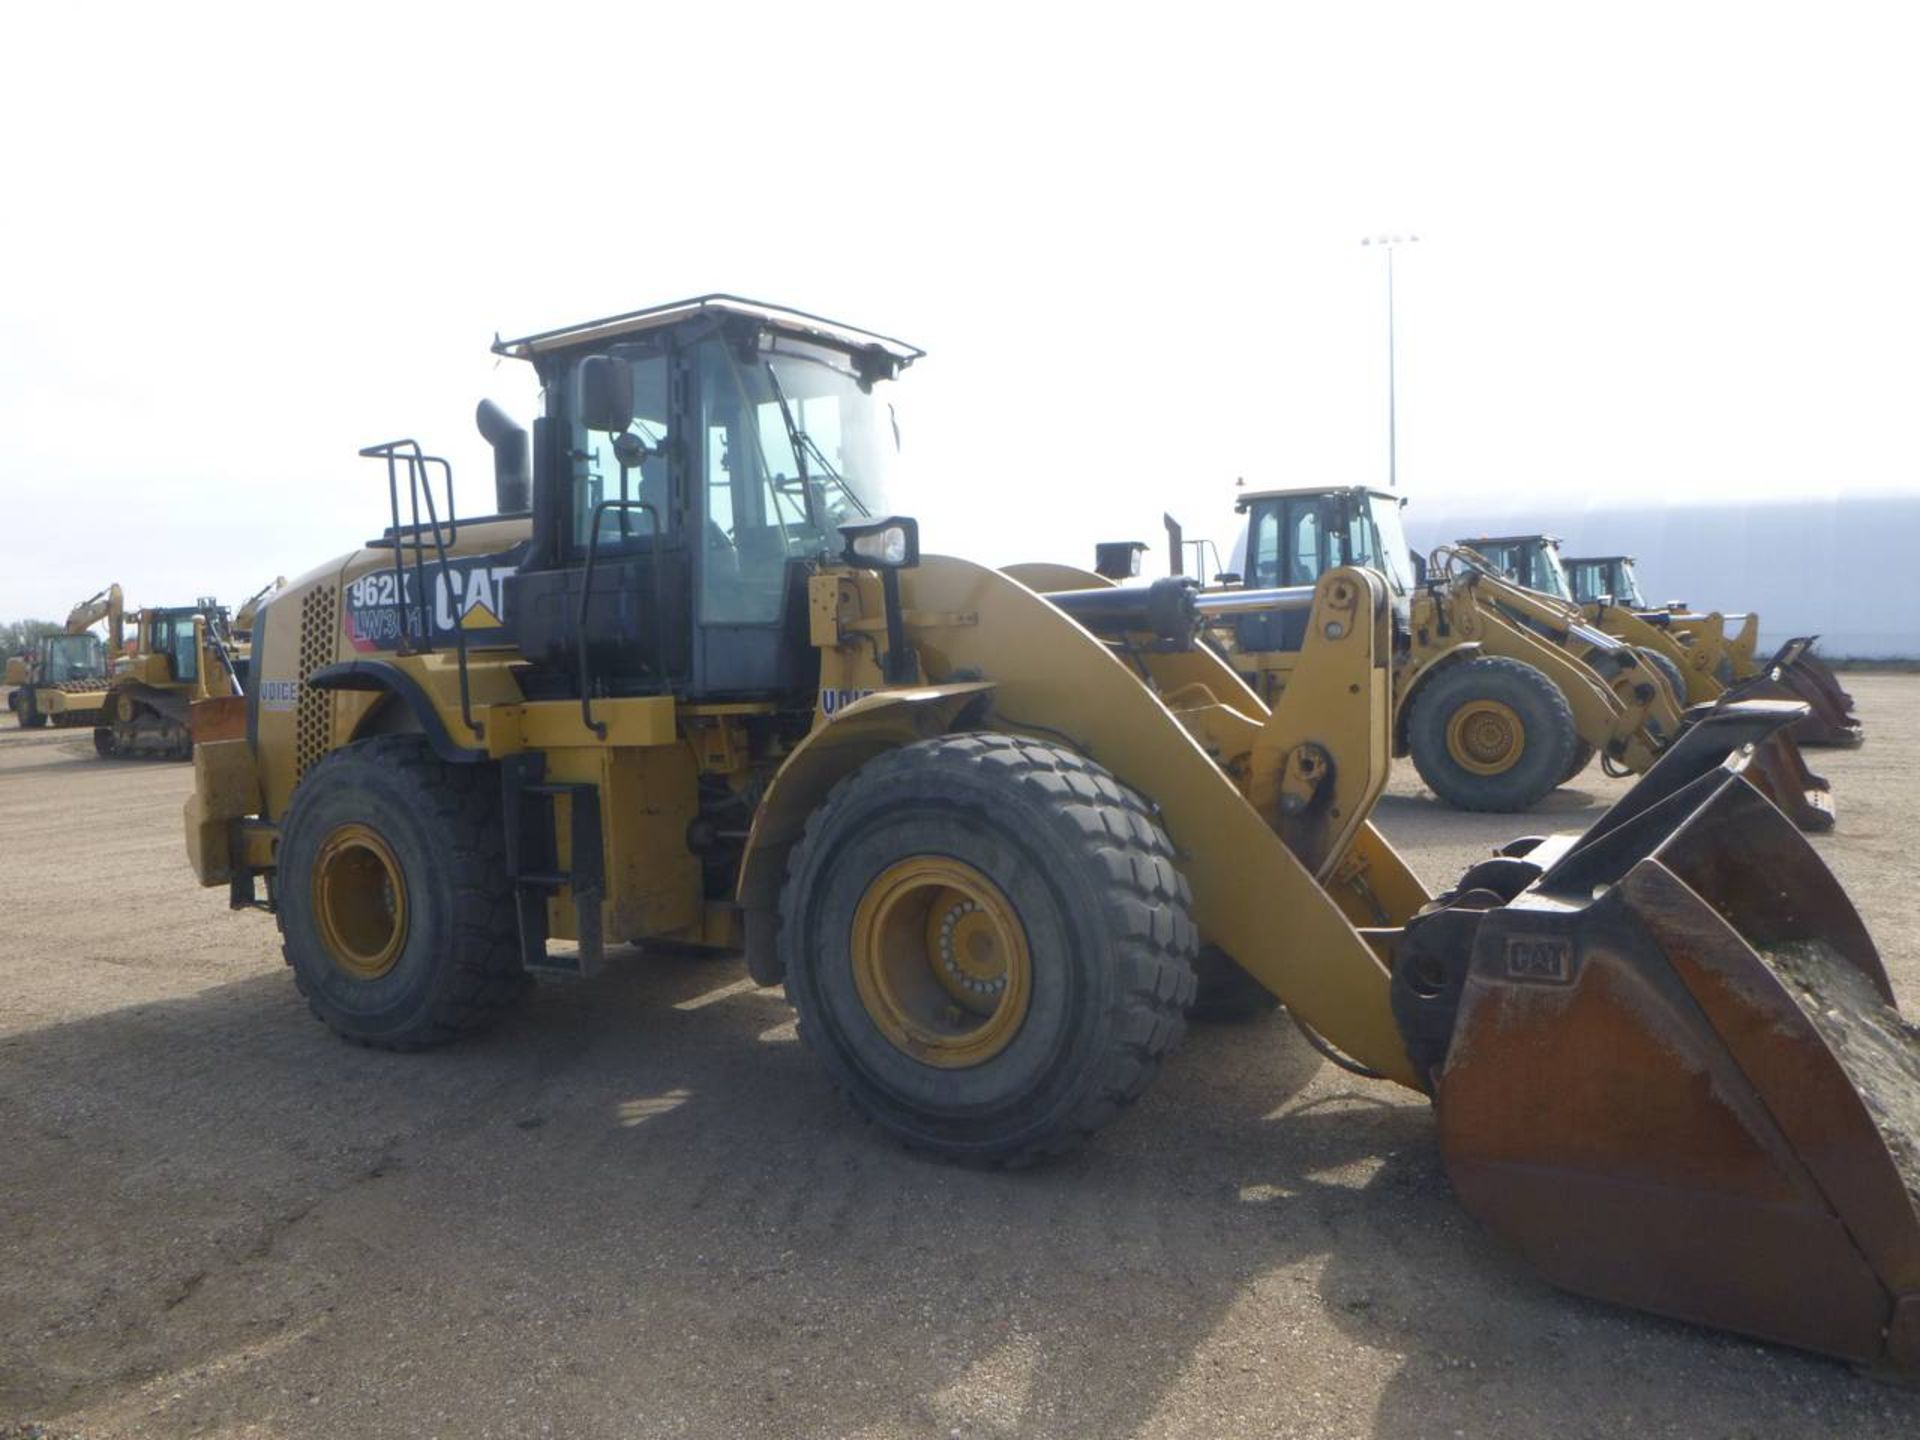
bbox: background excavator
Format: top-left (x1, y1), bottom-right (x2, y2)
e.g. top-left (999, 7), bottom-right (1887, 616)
top-left (1199, 488), bottom-right (1832, 829)
top-left (4, 584), bottom-right (123, 729)
top-left (1479, 536), bottom-right (1864, 747)
top-left (178, 296), bottom-right (1915, 1372)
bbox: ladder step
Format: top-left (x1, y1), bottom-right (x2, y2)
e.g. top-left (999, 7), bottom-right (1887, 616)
top-left (517, 871), bottom-right (569, 888)
top-left (523, 782), bottom-right (588, 796)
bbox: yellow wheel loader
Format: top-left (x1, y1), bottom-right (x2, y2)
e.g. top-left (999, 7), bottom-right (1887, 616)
top-left (1555, 546), bottom-right (1863, 747)
top-left (96, 599), bottom-right (246, 759)
top-left (180, 297), bottom-right (1918, 1371)
top-left (5, 585), bottom-right (124, 729)
top-left (1213, 489), bottom-right (1832, 830)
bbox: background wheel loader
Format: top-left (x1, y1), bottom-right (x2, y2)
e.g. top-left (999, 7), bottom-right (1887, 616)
top-left (1495, 538), bottom-right (1864, 747)
top-left (4, 585), bottom-right (123, 729)
top-left (96, 599), bottom-right (247, 759)
top-left (179, 296), bottom-right (1917, 1372)
top-left (1210, 488), bottom-right (1833, 829)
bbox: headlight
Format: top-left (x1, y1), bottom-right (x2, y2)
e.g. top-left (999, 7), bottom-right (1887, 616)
top-left (839, 516), bottom-right (920, 570)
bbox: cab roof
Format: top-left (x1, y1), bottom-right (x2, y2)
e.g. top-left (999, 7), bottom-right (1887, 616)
top-left (1459, 533), bottom-right (1561, 548)
top-left (1234, 484), bottom-right (1400, 511)
top-left (492, 293), bottom-right (925, 367)
top-left (1563, 554), bottom-right (1636, 565)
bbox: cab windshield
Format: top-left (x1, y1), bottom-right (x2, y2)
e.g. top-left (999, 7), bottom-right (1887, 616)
top-left (1353, 497), bottom-right (1416, 596)
top-left (1477, 540), bottom-right (1570, 599)
top-left (699, 334), bottom-right (903, 623)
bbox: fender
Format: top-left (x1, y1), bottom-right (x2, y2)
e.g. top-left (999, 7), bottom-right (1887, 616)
top-left (735, 682), bottom-right (995, 984)
top-left (305, 659), bottom-right (488, 764)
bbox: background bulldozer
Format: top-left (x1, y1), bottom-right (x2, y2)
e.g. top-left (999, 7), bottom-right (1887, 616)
top-left (180, 296), bottom-right (1916, 1372)
top-left (5, 584), bottom-right (122, 729)
top-left (96, 599), bottom-right (246, 759)
top-left (1492, 537), bottom-right (1865, 747)
top-left (1208, 488), bottom-right (1832, 828)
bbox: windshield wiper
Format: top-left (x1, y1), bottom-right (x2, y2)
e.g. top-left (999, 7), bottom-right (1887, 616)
top-left (763, 362), bottom-right (869, 519)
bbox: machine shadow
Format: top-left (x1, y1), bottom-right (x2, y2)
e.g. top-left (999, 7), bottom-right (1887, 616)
top-left (3, 955), bottom-right (1911, 1438)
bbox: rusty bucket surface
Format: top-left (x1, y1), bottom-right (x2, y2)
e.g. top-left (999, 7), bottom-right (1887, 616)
top-left (1407, 704), bottom-right (1919, 1372)
top-left (1722, 637), bottom-right (1864, 748)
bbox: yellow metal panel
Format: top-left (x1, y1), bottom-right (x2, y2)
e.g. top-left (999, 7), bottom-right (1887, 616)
top-left (193, 739), bottom-right (263, 821)
top-left (538, 742), bottom-right (704, 944)
top-left (182, 793), bottom-right (234, 886)
top-left (484, 696), bottom-right (680, 755)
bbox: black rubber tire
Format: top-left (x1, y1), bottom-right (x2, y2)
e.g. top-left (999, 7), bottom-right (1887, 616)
top-left (1407, 656), bottom-right (1578, 812)
top-left (92, 728), bottom-right (115, 759)
top-left (780, 733), bottom-right (1197, 1165)
top-left (277, 735), bottom-right (527, 1049)
top-left (18, 692), bottom-right (46, 728)
top-left (1635, 646), bottom-right (1688, 706)
top-left (1188, 945), bottom-right (1280, 1022)
top-left (1559, 739), bottom-right (1597, 784)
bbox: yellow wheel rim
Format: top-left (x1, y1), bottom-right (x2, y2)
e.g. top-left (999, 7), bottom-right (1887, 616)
top-left (312, 822), bottom-right (409, 980)
top-left (1446, 700), bottom-right (1525, 775)
top-left (850, 857), bottom-right (1033, 1069)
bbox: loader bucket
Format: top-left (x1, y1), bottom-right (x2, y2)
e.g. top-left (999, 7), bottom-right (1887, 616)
top-left (1692, 698), bottom-right (1836, 833)
top-left (1722, 636), bottom-right (1864, 748)
top-left (1397, 704), bottom-right (1919, 1371)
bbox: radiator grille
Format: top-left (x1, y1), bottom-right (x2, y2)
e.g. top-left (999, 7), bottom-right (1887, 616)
top-left (295, 585), bottom-right (339, 781)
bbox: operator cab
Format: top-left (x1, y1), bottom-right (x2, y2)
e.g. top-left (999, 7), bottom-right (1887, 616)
top-left (1458, 535), bottom-right (1574, 601)
top-left (1229, 486), bottom-right (1415, 652)
top-left (136, 607), bottom-right (213, 684)
top-left (494, 296), bottom-right (921, 704)
top-left (1564, 554), bottom-right (1647, 609)
top-left (38, 632), bottom-right (106, 683)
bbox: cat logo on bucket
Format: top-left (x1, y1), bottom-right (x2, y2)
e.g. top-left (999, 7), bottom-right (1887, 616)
top-left (1503, 934), bottom-right (1574, 984)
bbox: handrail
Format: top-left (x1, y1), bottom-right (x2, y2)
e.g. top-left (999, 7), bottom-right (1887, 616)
top-left (357, 440), bottom-right (478, 741)
top-left (575, 499), bottom-right (668, 739)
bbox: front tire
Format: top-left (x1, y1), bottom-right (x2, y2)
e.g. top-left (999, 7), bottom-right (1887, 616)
top-left (1635, 646), bottom-right (1689, 706)
top-left (1408, 657), bottom-right (1578, 812)
top-left (277, 735), bottom-right (527, 1049)
top-left (780, 733), bottom-right (1197, 1165)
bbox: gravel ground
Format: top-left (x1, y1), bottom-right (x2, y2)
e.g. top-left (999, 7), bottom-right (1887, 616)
top-left (2, 678), bottom-right (1917, 1439)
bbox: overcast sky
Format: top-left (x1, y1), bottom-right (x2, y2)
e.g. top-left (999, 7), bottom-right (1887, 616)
top-left (2, 1), bottom-right (1914, 619)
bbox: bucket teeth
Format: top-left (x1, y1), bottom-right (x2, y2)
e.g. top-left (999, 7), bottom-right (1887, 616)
top-left (1400, 702), bottom-right (1919, 1372)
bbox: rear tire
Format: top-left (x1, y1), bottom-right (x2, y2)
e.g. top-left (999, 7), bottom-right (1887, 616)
top-left (1559, 740), bottom-right (1597, 784)
top-left (92, 728), bottom-right (115, 758)
top-left (780, 733), bottom-right (1197, 1165)
top-left (277, 735), bottom-right (527, 1049)
top-left (18, 692), bottom-right (46, 728)
top-left (1408, 657), bottom-right (1578, 812)
top-left (1188, 945), bottom-right (1280, 1022)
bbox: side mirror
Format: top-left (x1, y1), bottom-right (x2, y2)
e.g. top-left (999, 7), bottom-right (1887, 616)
top-left (575, 355), bottom-right (635, 434)
top-left (1094, 540), bottom-right (1147, 580)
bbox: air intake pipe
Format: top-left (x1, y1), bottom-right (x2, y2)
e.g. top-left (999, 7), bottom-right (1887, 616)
top-left (476, 399), bottom-right (532, 513)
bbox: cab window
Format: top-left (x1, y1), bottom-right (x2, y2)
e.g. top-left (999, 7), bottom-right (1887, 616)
top-left (1249, 507), bottom-right (1281, 588)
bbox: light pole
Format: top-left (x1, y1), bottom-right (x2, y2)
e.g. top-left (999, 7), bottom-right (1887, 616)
top-left (1362, 233), bottom-right (1417, 488)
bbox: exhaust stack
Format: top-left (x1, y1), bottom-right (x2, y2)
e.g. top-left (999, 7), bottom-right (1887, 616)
top-left (476, 399), bottom-right (532, 513)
